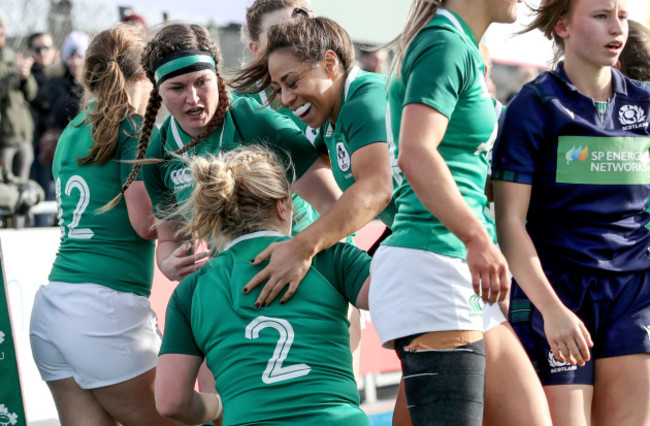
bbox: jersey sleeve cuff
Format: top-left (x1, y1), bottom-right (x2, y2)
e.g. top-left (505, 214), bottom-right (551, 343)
top-left (491, 168), bottom-right (534, 185)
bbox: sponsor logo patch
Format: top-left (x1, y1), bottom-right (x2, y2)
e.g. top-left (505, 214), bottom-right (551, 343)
top-left (557, 136), bottom-right (650, 184)
top-left (170, 167), bottom-right (193, 190)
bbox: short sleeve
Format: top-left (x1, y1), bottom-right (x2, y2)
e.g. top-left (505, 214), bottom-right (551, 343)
top-left (315, 243), bottom-right (371, 305)
top-left (491, 85), bottom-right (549, 185)
top-left (341, 81), bottom-right (388, 153)
top-left (159, 273), bottom-right (203, 357)
top-left (142, 130), bottom-right (173, 218)
top-left (402, 28), bottom-right (468, 118)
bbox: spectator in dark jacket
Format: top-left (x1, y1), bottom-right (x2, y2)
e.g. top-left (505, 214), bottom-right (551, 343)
top-left (42, 31), bottom-right (87, 138)
top-left (28, 31), bottom-right (59, 140)
top-left (37, 30), bottom-right (87, 173)
top-left (28, 31), bottom-right (60, 226)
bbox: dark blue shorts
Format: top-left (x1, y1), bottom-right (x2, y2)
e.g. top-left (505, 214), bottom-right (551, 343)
top-left (509, 267), bottom-right (650, 386)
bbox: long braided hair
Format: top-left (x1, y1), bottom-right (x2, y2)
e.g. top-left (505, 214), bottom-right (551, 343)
top-left (100, 23), bottom-right (230, 212)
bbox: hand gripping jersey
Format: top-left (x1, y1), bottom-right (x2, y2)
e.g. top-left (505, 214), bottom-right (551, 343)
top-left (50, 110), bottom-right (155, 297)
top-left (384, 8), bottom-right (497, 258)
top-left (314, 66), bottom-right (398, 227)
top-left (492, 65), bottom-right (650, 272)
top-left (142, 94), bottom-right (320, 219)
top-left (239, 87), bottom-right (320, 235)
top-left (160, 231), bottom-right (370, 425)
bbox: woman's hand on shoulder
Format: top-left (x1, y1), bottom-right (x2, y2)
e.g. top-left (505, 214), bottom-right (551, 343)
top-left (243, 237), bottom-right (315, 307)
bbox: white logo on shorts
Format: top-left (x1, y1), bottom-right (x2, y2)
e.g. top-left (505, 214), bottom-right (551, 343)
top-left (547, 350), bottom-right (577, 374)
top-left (468, 294), bottom-right (483, 317)
top-left (336, 142), bottom-right (351, 172)
top-left (644, 325), bottom-right (650, 342)
top-left (0, 330), bottom-right (4, 344)
top-left (170, 167), bottom-right (193, 190)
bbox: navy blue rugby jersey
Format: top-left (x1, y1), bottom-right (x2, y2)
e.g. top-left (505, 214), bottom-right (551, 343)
top-left (492, 64), bottom-right (650, 272)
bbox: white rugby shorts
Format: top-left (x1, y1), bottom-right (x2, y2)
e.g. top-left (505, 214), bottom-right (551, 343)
top-left (30, 282), bottom-right (161, 389)
top-left (369, 246), bottom-right (505, 348)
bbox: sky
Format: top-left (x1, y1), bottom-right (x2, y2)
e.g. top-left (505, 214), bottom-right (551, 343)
top-left (2, 0), bottom-right (648, 67)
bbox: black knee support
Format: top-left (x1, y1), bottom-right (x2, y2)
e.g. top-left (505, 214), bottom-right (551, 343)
top-left (395, 339), bottom-right (486, 426)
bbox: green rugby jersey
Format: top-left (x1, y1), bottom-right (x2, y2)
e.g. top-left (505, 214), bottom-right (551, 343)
top-left (49, 110), bottom-right (155, 297)
top-left (143, 94), bottom-right (320, 221)
top-left (314, 66), bottom-right (397, 227)
top-left (160, 231), bottom-right (370, 425)
top-left (384, 8), bottom-right (497, 258)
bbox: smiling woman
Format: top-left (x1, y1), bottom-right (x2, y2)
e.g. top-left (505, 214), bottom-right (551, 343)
top-left (230, 12), bottom-right (395, 304)
top-left (236, 0), bottom-right (324, 241)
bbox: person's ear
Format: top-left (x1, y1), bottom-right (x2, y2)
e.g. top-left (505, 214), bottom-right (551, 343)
top-left (323, 50), bottom-right (340, 79)
top-left (249, 40), bottom-right (259, 56)
top-left (276, 197), bottom-right (291, 222)
top-left (554, 14), bottom-right (570, 40)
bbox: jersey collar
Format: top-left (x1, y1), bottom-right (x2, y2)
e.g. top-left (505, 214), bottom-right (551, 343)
top-left (327, 65), bottom-right (362, 134)
top-left (553, 62), bottom-right (628, 98)
top-left (167, 111), bottom-right (227, 156)
top-left (344, 66), bottom-right (361, 102)
top-left (224, 230), bottom-right (286, 251)
top-left (429, 7), bottom-right (478, 48)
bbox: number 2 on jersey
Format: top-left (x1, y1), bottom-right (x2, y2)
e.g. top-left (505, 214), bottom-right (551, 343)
top-left (245, 316), bottom-right (311, 384)
top-left (56, 175), bottom-right (94, 239)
